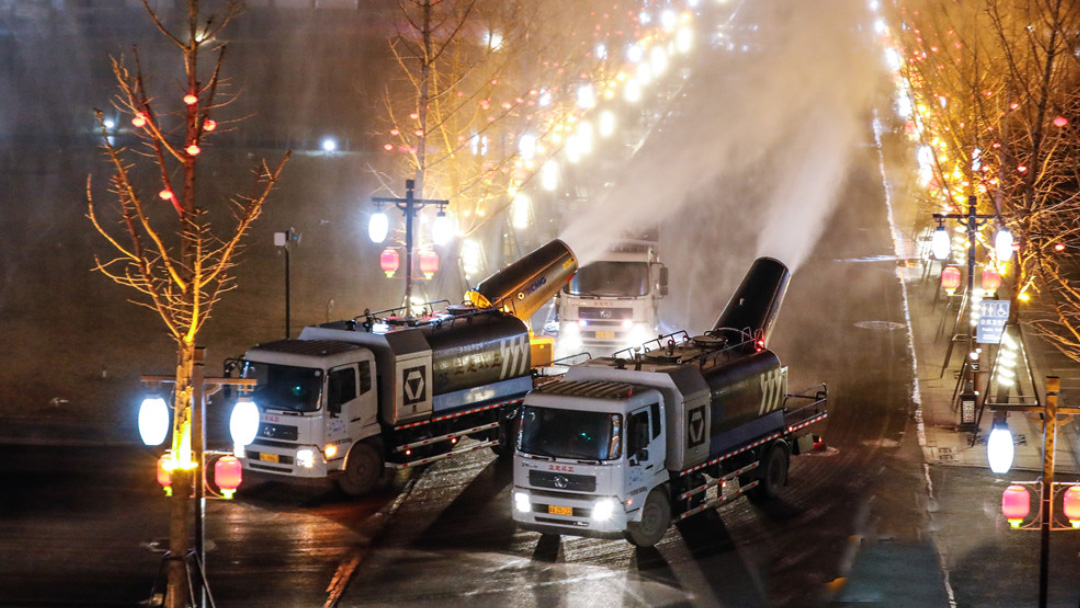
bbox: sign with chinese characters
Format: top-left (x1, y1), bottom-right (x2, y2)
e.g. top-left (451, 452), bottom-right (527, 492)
top-left (977, 300), bottom-right (1011, 344)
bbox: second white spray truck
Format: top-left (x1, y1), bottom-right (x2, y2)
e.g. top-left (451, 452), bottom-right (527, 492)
top-left (511, 257), bottom-right (827, 546)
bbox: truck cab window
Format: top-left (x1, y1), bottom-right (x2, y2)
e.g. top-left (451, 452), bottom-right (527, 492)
top-left (627, 410), bottom-right (650, 456)
top-left (328, 366), bottom-right (358, 414)
top-left (359, 360), bottom-right (372, 394)
top-left (650, 402), bottom-right (661, 438)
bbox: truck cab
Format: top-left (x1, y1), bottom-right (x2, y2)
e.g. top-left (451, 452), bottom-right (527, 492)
top-left (234, 340), bottom-right (381, 484)
top-left (554, 240), bottom-right (668, 358)
top-left (513, 380), bottom-right (669, 540)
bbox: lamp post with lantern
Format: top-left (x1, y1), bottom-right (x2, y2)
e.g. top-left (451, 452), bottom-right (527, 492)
top-left (985, 376), bottom-right (1080, 608)
top-left (137, 346), bottom-right (255, 608)
top-left (930, 195), bottom-right (1013, 429)
top-left (370, 180), bottom-right (452, 313)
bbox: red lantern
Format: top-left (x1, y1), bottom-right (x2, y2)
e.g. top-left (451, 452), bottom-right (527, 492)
top-left (380, 248), bottom-right (400, 278)
top-left (1063, 486), bottom-right (1080, 528)
top-left (214, 455), bottom-right (243, 499)
top-left (419, 249), bottom-right (439, 279)
top-left (941, 266), bottom-right (962, 295)
top-left (157, 455), bottom-right (173, 496)
top-left (1053, 116), bottom-right (1068, 128)
top-left (982, 268), bottom-right (1001, 292)
top-left (1001, 484), bottom-right (1030, 528)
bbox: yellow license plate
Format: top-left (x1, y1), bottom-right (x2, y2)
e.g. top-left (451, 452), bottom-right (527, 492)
top-left (595, 331), bottom-right (615, 339)
top-left (548, 504), bottom-right (573, 516)
top-left (259, 453), bottom-right (279, 463)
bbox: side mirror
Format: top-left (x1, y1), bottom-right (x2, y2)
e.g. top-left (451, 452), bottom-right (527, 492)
top-left (658, 265), bottom-right (669, 297)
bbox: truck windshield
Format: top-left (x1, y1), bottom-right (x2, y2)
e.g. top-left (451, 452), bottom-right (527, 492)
top-left (565, 261), bottom-right (649, 297)
top-left (243, 362), bottom-right (323, 413)
top-left (519, 406), bottom-right (622, 461)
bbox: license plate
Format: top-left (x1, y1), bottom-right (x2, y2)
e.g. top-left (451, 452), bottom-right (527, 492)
top-left (259, 453), bottom-right (279, 463)
top-left (548, 504), bottom-right (573, 516)
top-left (595, 331), bottom-right (615, 339)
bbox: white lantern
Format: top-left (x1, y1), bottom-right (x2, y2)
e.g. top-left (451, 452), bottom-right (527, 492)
top-left (995, 227), bottom-right (1014, 262)
top-left (931, 226), bottom-right (951, 261)
top-left (432, 210), bottom-right (453, 245)
top-left (987, 424), bottom-right (1014, 474)
top-left (368, 211), bottom-right (389, 243)
top-left (138, 396), bottom-right (170, 446)
top-left (230, 398), bottom-right (261, 447)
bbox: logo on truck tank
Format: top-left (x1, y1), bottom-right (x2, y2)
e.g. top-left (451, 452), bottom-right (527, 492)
top-left (687, 406), bottom-right (706, 448)
top-left (403, 365), bottom-right (427, 404)
top-left (759, 367), bottom-right (787, 416)
top-left (499, 335), bottom-right (529, 379)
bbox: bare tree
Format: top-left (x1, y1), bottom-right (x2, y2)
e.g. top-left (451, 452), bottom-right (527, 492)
top-left (86, 1), bottom-right (288, 605)
top-left (894, 0), bottom-right (1080, 362)
top-left (375, 0), bottom-right (630, 287)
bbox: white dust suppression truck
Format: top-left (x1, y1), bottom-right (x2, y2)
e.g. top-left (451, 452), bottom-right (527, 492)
top-left (555, 238), bottom-right (668, 357)
top-left (227, 240), bottom-right (578, 496)
top-left (511, 257), bottom-right (828, 547)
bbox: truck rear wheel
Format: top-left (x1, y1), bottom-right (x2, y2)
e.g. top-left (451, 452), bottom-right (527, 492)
top-left (746, 442), bottom-right (788, 502)
top-left (337, 441), bottom-right (383, 497)
top-left (625, 489), bottom-right (671, 548)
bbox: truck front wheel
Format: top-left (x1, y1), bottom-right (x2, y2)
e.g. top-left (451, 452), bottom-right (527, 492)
top-left (746, 441), bottom-right (788, 502)
top-left (338, 441), bottom-right (383, 497)
top-left (625, 489), bottom-right (671, 548)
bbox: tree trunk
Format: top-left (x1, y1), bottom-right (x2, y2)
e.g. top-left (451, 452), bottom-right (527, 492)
top-left (166, 342), bottom-right (195, 608)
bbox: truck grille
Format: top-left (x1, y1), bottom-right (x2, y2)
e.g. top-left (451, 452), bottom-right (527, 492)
top-left (529, 470), bottom-right (597, 492)
top-left (578, 307), bottom-right (633, 320)
top-left (258, 422), bottom-right (298, 441)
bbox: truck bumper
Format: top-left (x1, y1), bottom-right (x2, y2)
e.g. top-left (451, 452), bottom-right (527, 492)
top-left (511, 486), bottom-right (629, 539)
top-left (238, 444), bottom-right (343, 479)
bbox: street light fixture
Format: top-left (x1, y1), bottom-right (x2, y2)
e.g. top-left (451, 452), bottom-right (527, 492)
top-left (986, 376), bottom-right (1080, 607)
top-left (931, 222), bottom-right (951, 261)
top-left (138, 395), bottom-right (170, 446)
top-left (371, 180), bottom-right (450, 312)
top-left (368, 210), bottom-right (389, 244)
top-left (986, 416), bottom-right (1014, 474)
top-left (432, 209), bottom-right (453, 246)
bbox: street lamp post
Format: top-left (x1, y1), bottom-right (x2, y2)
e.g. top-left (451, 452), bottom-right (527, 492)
top-left (931, 195), bottom-right (1011, 430)
top-left (274, 228), bottom-right (300, 339)
top-left (371, 180), bottom-right (449, 313)
top-left (986, 376), bottom-right (1080, 608)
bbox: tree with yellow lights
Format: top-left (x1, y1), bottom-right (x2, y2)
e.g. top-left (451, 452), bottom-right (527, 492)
top-left (86, 1), bottom-right (288, 605)
top-left (891, 0), bottom-right (1080, 362)
top-left (376, 0), bottom-right (639, 285)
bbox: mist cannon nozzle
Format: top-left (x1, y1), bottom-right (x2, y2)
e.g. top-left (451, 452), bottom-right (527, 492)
top-left (710, 257), bottom-right (790, 347)
top-left (465, 239), bottom-right (578, 323)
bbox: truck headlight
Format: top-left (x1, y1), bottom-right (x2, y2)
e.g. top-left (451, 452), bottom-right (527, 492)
top-left (514, 491), bottom-right (532, 513)
top-left (296, 448), bottom-right (316, 469)
top-left (592, 497), bottom-right (618, 522)
top-left (626, 324), bottom-right (653, 348)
